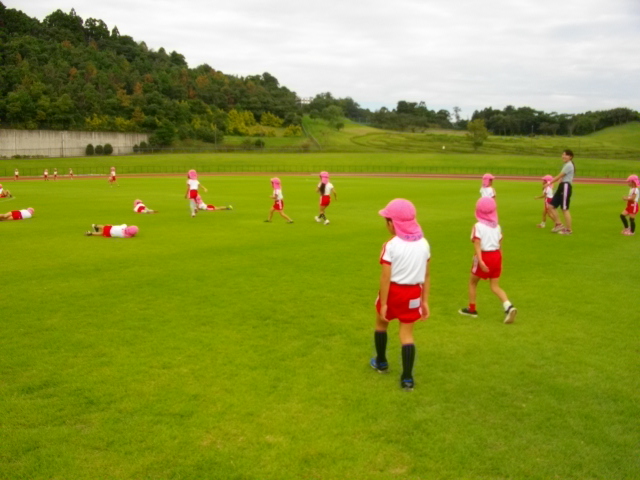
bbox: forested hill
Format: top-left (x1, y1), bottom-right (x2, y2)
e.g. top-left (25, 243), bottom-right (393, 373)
top-left (0, 3), bottom-right (302, 144)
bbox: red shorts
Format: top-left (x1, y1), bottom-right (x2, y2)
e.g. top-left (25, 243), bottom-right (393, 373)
top-left (376, 283), bottom-right (424, 324)
top-left (320, 195), bottom-right (331, 207)
top-left (624, 202), bottom-right (638, 215)
top-left (102, 225), bottom-right (113, 237)
top-left (545, 198), bottom-right (552, 204)
top-left (471, 250), bottom-right (502, 279)
top-left (110, 176), bottom-right (116, 182)
top-left (189, 190), bottom-right (198, 199)
top-left (273, 200), bottom-right (284, 211)
top-left (135, 205), bottom-right (145, 213)
top-left (11, 210), bottom-right (22, 220)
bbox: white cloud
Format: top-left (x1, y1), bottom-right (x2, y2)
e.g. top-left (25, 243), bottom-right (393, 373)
top-left (6, 0), bottom-right (640, 116)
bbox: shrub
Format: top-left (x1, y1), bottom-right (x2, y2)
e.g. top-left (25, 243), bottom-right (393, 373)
top-left (133, 144), bottom-right (139, 153)
top-left (95, 144), bottom-right (104, 155)
top-left (104, 143), bottom-right (113, 155)
top-left (283, 125), bottom-right (303, 137)
top-left (254, 139), bottom-right (265, 149)
top-left (86, 144), bottom-right (94, 156)
top-left (139, 141), bottom-right (148, 152)
top-left (241, 139), bottom-right (254, 150)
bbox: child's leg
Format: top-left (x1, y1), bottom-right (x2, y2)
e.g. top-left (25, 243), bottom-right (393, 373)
top-left (489, 278), bottom-right (513, 309)
top-left (468, 274), bottom-right (480, 310)
top-left (278, 211), bottom-right (293, 222)
top-left (189, 199), bottom-right (197, 215)
top-left (267, 207), bottom-right (275, 221)
top-left (374, 316), bottom-right (389, 365)
top-left (620, 212), bottom-right (629, 230)
top-left (399, 322), bottom-right (416, 382)
top-left (629, 214), bottom-right (636, 233)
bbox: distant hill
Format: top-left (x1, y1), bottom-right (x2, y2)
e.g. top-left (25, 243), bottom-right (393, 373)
top-left (586, 121), bottom-right (640, 148)
top-left (0, 3), bottom-right (301, 145)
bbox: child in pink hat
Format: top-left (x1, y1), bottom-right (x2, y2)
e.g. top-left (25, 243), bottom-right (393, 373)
top-left (0, 207), bottom-right (34, 220)
top-left (371, 198), bottom-right (431, 391)
top-left (480, 173), bottom-right (496, 198)
top-left (133, 199), bottom-right (158, 214)
top-left (109, 167), bottom-right (118, 187)
top-left (459, 197), bottom-right (517, 324)
top-left (85, 224), bottom-right (138, 237)
top-left (185, 169), bottom-right (208, 217)
top-left (315, 171), bottom-right (337, 225)
top-left (196, 194), bottom-right (233, 212)
top-left (0, 183), bottom-right (13, 198)
top-left (534, 175), bottom-right (554, 228)
top-left (265, 177), bottom-right (293, 223)
top-left (620, 174), bottom-right (639, 235)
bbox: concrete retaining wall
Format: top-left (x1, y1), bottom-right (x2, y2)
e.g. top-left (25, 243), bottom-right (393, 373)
top-left (0, 129), bottom-right (150, 158)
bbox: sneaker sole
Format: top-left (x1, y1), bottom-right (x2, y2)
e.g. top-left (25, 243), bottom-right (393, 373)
top-left (370, 360), bottom-right (389, 374)
top-left (458, 310), bottom-right (478, 318)
top-left (504, 308), bottom-right (517, 324)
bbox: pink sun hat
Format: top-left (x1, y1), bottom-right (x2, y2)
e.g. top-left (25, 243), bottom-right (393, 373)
top-left (27, 207), bottom-right (34, 215)
top-left (475, 197), bottom-right (498, 228)
top-left (482, 173), bottom-right (495, 187)
top-left (188, 169), bottom-right (198, 180)
top-left (379, 198), bottom-right (423, 242)
top-left (542, 175), bottom-right (553, 183)
top-left (124, 226), bottom-right (138, 237)
top-left (134, 199), bottom-right (143, 206)
top-left (319, 171), bottom-right (329, 185)
top-left (271, 177), bottom-right (281, 189)
top-left (626, 174), bottom-right (639, 186)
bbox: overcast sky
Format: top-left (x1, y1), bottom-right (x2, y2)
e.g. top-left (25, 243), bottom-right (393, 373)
top-left (6, 0), bottom-right (640, 117)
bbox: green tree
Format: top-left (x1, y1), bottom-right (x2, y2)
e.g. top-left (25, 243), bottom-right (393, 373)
top-left (466, 119), bottom-right (489, 151)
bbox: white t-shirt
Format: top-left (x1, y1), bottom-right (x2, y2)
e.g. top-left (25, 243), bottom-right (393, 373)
top-left (628, 187), bottom-right (639, 204)
top-left (480, 187), bottom-right (496, 198)
top-left (109, 224), bottom-right (127, 238)
top-left (187, 179), bottom-right (200, 190)
top-left (318, 182), bottom-right (334, 196)
top-left (273, 189), bottom-right (283, 200)
top-left (544, 185), bottom-right (553, 199)
top-left (471, 222), bottom-right (502, 251)
top-left (380, 236), bottom-right (430, 285)
top-left (0, 188), bottom-right (3, 195)
top-left (20, 209), bottom-right (32, 219)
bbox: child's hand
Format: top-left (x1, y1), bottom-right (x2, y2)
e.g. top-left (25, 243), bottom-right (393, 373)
top-left (421, 301), bottom-right (430, 320)
top-left (378, 305), bottom-right (390, 323)
top-left (479, 261), bottom-right (489, 273)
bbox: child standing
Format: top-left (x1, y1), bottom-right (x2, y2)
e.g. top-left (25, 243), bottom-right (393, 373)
top-left (43, 169), bottom-right (49, 181)
top-left (69, 168), bottom-right (74, 179)
top-left (185, 169), bottom-right (208, 217)
top-left (370, 199), bottom-right (431, 391)
top-left (53, 168), bottom-right (58, 181)
top-left (85, 224), bottom-right (138, 237)
top-left (14, 168), bottom-right (19, 181)
top-left (265, 177), bottom-right (293, 223)
top-left (109, 167), bottom-right (118, 186)
top-left (315, 171), bottom-right (337, 225)
top-left (0, 208), bottom-right (34, 220)
top-left (534, 175), bottom-right (554, 228)
top-left (620, 174), bottom-right (639, 236)
top-left (458, 197), bottom-right (517, 324)
top-left (133, 199), bottom-right (158, 214)
top-left (480, 173), bottom-right (496, 198)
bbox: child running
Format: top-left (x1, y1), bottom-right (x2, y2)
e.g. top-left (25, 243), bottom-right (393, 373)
top-left (185, 169), bottom-right (208, 217)
top-left (85, 224), bottom-right (138, 237)
top-left (480, 173), bottom-right (496, 198)
top-left (458, 197), bottom-right (517, 324)
top-left (315, 171), bottom-right (337, 225)
top-left (370, 198), bottom-right (431, 392)
top-left (0, 184), bottom-right (13, 198)
top-left (109, 167), bottom-right (118, 186)
top-left (196, 194), bottom-right (232, 212)
top-left (534, 175), bottom-right (554, 228)
top-left (620, 174), bottom-right (639, 236)
top-left (133, 199), bottom-right (158, 214)
top-left (0, 208), bottom-right (34, 220)
top-left (265, 177), bottom-right (293, 223)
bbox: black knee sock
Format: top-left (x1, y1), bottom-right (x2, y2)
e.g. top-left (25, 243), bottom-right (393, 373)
top-left (401, 344), bottom-right (416, 380)
top-left (621, 214), bottom-right (629, 229)
top-left (374, 331), bottom-right (387, 363)
top-left (630, 218), bottom-right (636, 233)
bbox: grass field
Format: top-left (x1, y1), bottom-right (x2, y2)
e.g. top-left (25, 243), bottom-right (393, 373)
top-left (1, 175), bottom-right (638, 479)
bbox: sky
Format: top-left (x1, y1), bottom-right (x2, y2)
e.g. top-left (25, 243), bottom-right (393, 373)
top-left (6, 0), bottom-right (640, 118)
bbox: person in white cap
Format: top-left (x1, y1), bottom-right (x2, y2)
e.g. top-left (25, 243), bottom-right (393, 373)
top-left (370, 198), bottom-right (431, 392)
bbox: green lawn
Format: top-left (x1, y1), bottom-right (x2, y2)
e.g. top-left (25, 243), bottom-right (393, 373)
top-left (1, 175), bottom-right (638, 479)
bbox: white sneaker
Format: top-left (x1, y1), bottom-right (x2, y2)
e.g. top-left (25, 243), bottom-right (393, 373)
top-left (551, 224), bottom-right (564, 233)
top-left (536, 223), bottom-right (546, 228)
top-left (324, 219), bottom-right (330, 225)
top-left (504, 306), bottom-right (517, 324)
top-left (314, 216), bottom-right (321, 222)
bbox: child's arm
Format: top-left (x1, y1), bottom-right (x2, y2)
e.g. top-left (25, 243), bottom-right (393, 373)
top-left (200, 184), bottom-right (208, 193)
top-left (332, 188), bottom-right (337, 200)
top-left (473, 238), bottom-right (489, 272)
top-left (421, 262), bottom-right (430, 320)
top-left (534, 193), bottom-right (544, 199)
top-left (378, 263), bottom-right (392, 322)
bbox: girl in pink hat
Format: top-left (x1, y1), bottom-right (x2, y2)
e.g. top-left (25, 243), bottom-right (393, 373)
top-left (620, 174), bottom-right (639, 235)
top-left (459, 197), bottom-right (517, 324)
top-left (196, 194), bottom-right (233, 212)
top-left (133, 199), bottom-right (158, 214)
top-left (371, 198), bottom-right (430, 391)
top-left (265, 177), bottom-right (293, 223)
top-left (534, 175), bottom-right (554, 228)
top-left (185, 169), bottom-right (208, 217)
top-left (315, 171), bottom-right (337, 225)
top-left (85, 224), bottom-right (138, 238)
top-left (0, 207), bottom-right (34, 220)
top-left (109, 167), bottom-right (118, 186)
top-left (480, 173), bottom-right (496, 198)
